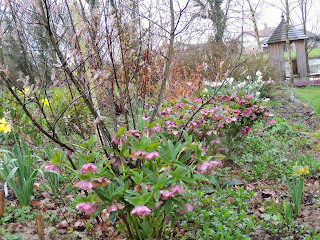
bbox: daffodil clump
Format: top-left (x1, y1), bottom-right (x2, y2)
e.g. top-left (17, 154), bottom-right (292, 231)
top-left (0, 118), bottom-right (11, 133)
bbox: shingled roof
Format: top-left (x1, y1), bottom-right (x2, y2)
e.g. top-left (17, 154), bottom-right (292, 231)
top-left (267, 19), bottom-right (308, 44)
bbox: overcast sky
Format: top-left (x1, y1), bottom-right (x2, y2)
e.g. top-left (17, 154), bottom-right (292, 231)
top-left (255, 0), bottom-right (320, 33)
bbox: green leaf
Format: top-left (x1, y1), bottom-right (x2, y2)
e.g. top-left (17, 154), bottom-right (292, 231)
top-left (137, 117), bottom-right (145, 131)
top-left (116, 126), bottom-right (127, 138)
top-left (125, 192), bottom-right (152, 207)
top-left (109, 210), bottom-right (118, 224)
top-left (141, 222), bottom-right (153, 237)
top-left (223, 179), bottom-right (244, 188)
top-left (93, 189), bottom-right (111, 202)
top-left (91, 203), bottom-right (107, 219)
top-left (194, 173), bottom-right (209, 182)
top-left (131, 171), bottom-right (143, 184)
top-left (157, 173), bottom-right (168, 188)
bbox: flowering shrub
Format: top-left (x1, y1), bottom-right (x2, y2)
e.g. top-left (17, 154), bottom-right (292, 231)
top-left (67, 119), bottom-right (222, 239)
top-left (147, 92), bottom-right (271, 157)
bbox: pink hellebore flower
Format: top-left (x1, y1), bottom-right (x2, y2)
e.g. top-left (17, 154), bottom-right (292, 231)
top-left (74, 180), bottom-right (94, 190)
top-left (145, 152), bottom-right (160, 160)
top-left (224, 117), bottom-right (233, 123)
top-left (177, 203), bottom-right (194, 214)
top-left (44, 162), bottom-right (62, 174)
top-left (168, 129), bottom-right (179, 135)
top-left (134, 183), bottom-right (152, 192)
top-left (80, 163), bottom-right (97, 174)
top-left (240, 126), bottom-right (251, 136)
top-left (196, 161), bottom-right (213, 175)
top-left (127, 130), bottom-right (141, 139)
top-left (175, 102), bottom-right (182, 108)
top-left (166, 121), bottom-right (176, 128)
top-left (233, 109), bottom-right (241, 116)
top-left (216, 146), bottom-right (225, 152)
top-left (108, 202), bottom-right (125, 212)
top-left (160, 190), bottom-right (175, 200)
top-left (211, 160), bottom-right (223, 168)
top-left (91, 177), bottom-right (110, 187)
top-left (193, 98), bottom-right (202, 103)
top-left (267, 119), bottom-right (276, 125)
top-left (217, 123), bottom-right (224, 128)
top-left (131, 206), bottom-right (152, 216)
top-left (142, 114), bottom-right (149, 121)
top-left (185, 203), bottom-right (194, 212)
top-left (241, 108), bottom-right (253, 118)
top-left (143, 127), bottom-right (155, 138)
top-left (66, 150), bottom-right (73, 156)
top-left (155, 201), bottom-right (164, 209)
top-left (76, 202), bottom-right (97, 215)
top-left (144, 104), bottom-right (151, 109)
top-left (131, 150), bottom-right (148, 159)
top-left (169, 185), bottom-right (185, 194)
top-left (238, 99), bottom-right (249, 105)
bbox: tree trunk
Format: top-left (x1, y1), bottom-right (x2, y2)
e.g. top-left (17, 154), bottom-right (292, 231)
top-left (247, 0), bottom-right (261, 51)
top-left (150, 0), bottom-right (175, 122)
top-left (285, 0), bottom-right (293, 84)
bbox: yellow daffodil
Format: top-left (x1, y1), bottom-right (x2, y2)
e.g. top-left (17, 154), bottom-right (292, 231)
top-left (41, 98), bottom-right (49, 106)
top-left (0, 118), bottom-right (11, 133)
top-left (23, 88), bottom-right (30, 95)
top-left (297, 166), bottom-right (310, 176)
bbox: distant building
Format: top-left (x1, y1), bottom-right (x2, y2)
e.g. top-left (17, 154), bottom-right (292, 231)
top-left (239, 23), bottom-right (274, 54)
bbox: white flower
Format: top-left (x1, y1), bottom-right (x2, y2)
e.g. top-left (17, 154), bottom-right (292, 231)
top-left (256, 71), bottom-right (262, 77)
top-left (256, 92), bottom-right (261, 97)
top-left (249, 86), bottom-right (253, 90)
top-left (187, 82), bottom-right (192, 86)
top-left (204, 88), bottom-right (208, 92)
top-left (211, 82), bottom-right (222, 87)
top-left (237, 81), bottom-right (247, 88)
top-left (263, 98), bottom-right (270, 103)
top-left (227, 78), bottom-right (234, 85)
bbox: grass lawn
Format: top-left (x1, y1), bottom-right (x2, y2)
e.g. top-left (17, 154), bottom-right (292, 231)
top-left (284, 48), bottom-right (320, 60)
top-left (293, 86), bottom-right (320, 115)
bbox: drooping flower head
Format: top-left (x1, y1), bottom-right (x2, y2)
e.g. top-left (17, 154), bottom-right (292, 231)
top-left (131, 206), bottom-right (152, 216)
top-left (169, 185), bottom-right (185, 194)
top-left (80, 163), bottom-right (97, 174)
top-left (76, 202), bottom-right (97, 215)
top-left (240, 126), bottom-right (251, 136)
top-left (74, 180), bottom-right (94, 190)
top-left (44, 162), bottom-right (62, 174)
top-left (267, 119), bottom-right (276, 125)
top-left (177, 203), bottom-right (194, 214)
top-left (91, 177), bottom-right (110, 187)
top-left (145, 152), bottom-right (160, 161)
top-left (160, 190), bottom-right (175, 200)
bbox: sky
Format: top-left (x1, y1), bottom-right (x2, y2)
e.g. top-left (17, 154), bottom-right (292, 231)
top-left (255, 0), bottom-right (320, 33)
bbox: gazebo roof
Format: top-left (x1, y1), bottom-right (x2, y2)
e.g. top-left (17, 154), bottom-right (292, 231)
top-left (267, 18), bottom-right (308, 44)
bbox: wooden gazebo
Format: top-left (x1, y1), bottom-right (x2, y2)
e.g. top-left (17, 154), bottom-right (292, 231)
top-left (267, 16), bottom-right (308, 80)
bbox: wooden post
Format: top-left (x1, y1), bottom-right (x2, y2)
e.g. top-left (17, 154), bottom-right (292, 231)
top-left (36, 214), bottom-right (45, 240)
top-left (0, 189), bottom-right (4, 217)
top-left (296, 40), bottom-right (308, 77)
top-left (268, 42), bottom-right (286, 80)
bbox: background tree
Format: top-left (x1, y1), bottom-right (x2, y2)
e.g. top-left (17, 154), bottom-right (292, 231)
top-left (194, 0), bottom-right (232, 43)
